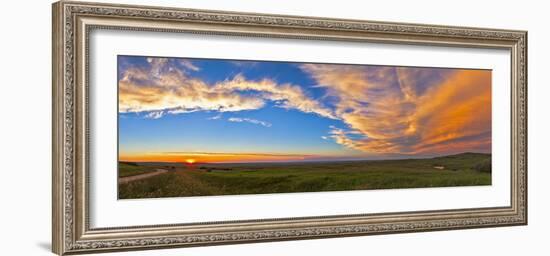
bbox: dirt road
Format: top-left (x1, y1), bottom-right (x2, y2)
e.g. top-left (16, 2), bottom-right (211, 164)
top-left (118, 169), bottom-right (169, 184)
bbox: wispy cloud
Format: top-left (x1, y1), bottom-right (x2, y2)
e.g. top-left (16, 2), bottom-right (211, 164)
top-left (119, 59), bottom-right (265, 114)
top-left (144, 111), bottom-right (164, 119)
top-left (228, 117), bottom-right (272, 127)
top-left (179, 59), bottom-right (200, 71)
top-left (119, 57), bottom-right (334, 121)
top-left (218, 74), bottom-right (337, 119)
top-left (207, 113), bottom-right (222, 120)
top-left (301, 64), bottom-right (491, 155)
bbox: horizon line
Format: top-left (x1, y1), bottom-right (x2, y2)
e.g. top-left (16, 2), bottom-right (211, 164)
top-left (119, 151), bottom-right (491, 164)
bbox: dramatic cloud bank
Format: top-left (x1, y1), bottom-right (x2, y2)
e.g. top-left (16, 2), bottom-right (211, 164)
top-left (119, 58), bottom-right (265, 115)
top-left (119, 57), bottom-right (335, 120)
top-left (301, 64), bottom-right (491, 155)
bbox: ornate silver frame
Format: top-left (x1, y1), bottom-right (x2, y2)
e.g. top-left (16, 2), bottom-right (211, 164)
top-left (52, 1), bottom-right (527, 255)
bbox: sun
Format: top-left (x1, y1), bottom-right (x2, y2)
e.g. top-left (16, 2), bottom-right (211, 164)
top-left (185, 159), bottom-right (196, 164)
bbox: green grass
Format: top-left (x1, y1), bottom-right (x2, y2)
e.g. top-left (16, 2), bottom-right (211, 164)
top-left (118, 153), bottom-right (491, 199)
top-left (118, 162), bottom-right (157, 177)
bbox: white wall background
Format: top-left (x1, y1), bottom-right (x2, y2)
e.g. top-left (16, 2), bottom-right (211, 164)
top-left (0, 0), bottom-right (547, 255)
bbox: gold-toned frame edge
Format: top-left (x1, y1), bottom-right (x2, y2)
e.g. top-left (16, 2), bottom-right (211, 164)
top-left (52, 1), bottom-right (527, 255)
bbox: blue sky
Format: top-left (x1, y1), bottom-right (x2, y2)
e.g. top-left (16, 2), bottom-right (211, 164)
top-left (118, 55), bottom-right (492, 163)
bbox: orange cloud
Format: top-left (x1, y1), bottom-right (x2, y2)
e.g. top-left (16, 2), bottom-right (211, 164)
top-left (412, 70), bottom-right (491, 154)
top-left (301, 64), bottom-right (491, 155)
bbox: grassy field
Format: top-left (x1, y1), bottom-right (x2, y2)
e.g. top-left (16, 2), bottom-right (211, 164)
top-left (118, 152), bottom-right (491, 199)
top-left (118, 162), bottom-right (161, 177)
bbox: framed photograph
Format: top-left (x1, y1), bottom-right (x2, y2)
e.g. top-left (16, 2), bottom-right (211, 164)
top-left (52, 1), bottom-right (527, 255)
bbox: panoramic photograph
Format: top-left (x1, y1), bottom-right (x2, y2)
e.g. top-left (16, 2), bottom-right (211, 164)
top-left (117, 55), bottom-right (492, 199)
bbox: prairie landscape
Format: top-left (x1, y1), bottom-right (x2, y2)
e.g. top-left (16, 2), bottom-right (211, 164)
top-left (118, 153), bottom-right (491, 199)
top-left (117, 56), bottom-right (492, 199)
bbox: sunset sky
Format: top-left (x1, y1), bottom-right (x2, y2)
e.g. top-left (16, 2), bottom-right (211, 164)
top-left (118, 55), bottom-right (491, 163)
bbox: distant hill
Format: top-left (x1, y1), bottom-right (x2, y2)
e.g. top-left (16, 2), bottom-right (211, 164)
top-left (433, 152), bottom-right (490, 159)
top-left (428, 152), bottom-right (491, 172)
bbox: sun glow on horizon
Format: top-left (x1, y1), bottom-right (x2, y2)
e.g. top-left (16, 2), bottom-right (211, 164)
top-left (118, 151), bottom-right (328, 164)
